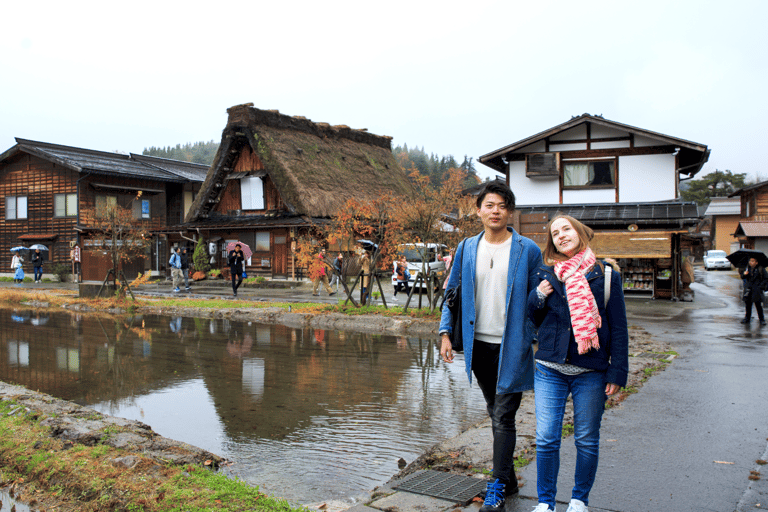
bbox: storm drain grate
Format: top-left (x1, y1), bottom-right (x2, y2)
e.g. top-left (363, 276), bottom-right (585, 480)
top-left (393, 469), bottom-right (486, 504)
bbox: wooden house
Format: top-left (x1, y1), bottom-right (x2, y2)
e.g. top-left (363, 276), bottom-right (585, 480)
top-left (0, 139), bottom-right (208, 280)
top-left (703, 197), bottom-right (741, 253)
top-left (729, 181), bottom-right (768, 254)
top-left (182, 103), bottom-right (413, 279)
top-left (479, 114), bottom-right (710, 299)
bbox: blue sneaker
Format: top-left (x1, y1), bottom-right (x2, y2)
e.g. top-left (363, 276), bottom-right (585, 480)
top-left (174, 288), bottom-right (180, 292)
top-left (480, 479), bottom-right (505, 512)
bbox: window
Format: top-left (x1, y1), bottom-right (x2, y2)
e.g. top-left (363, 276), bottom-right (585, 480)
top-left (241, 176), bottom-right (265, 210)
top-left (54, 193), bottom-right (77, 217)
top-left (132, 198), bottom-right (151, 219)
top-left (5, 196), bottom-right (27, 220)
top-left (95, 195), bottom-right (117, 217)
top-left (563, 160), bottom-right (615, 187)
top-left (255, 232), bottom-right (270, 252)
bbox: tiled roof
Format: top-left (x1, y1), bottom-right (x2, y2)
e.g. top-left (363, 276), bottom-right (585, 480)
top-left (736, 221), bottom-right (768, 237)
top-left (704, 197), bottom-right (741, 216)
top-left (130, 154), bottom-right (208, 181)
top-left (517, 201), bottom-right (701, 227)
top-left (11, 139), bottom-right (193, 182)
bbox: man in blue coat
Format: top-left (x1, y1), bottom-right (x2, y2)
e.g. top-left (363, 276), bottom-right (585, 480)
top-left (439, 181), bottom-right (542, 512)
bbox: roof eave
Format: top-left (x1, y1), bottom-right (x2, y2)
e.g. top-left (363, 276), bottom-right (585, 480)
top-left (479, 114), bottom-right (709, 168)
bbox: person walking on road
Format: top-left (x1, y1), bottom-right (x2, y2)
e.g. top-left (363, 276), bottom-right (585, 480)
top-left (11, 251), bottom-right (24, 283)
top-left (439, 181), bottom-right (543, 512)
top-left (180, 247), bottom-right (191, 291)
top-left (312, 248), bottom-right (336, 297)
top-left (329, 253), bottom-right (343, 291)
top-left (169, 247), bottom-right (183, 293)
top-left (393, 255), bottom-right (411, 300)
top-left (527, 215), bottom-right (629, 512)
top-left (741, 256), bottom-right (767, 325)
top-left (31, 248), bottom-right (44, 283)
top-left (228, 244), bottom-right (245, 297)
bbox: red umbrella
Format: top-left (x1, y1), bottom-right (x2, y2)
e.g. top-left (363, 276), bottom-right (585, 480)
top-left (226, 241), bottom-right (253, 260)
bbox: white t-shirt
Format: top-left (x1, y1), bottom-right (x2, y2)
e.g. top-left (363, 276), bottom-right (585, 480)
top-left (474, 235), bottom-right (511, 344)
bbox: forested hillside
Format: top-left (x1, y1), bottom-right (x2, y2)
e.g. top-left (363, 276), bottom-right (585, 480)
top-left (393, 144), bottom-right (481, 188)
top-left (142, 141), bottom-right (219, 164)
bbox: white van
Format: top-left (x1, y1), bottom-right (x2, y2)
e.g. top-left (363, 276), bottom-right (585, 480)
top-left (393, 243), bottom-right (450, 290)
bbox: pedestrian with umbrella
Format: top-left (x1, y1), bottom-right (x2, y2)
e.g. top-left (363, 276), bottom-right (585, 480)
top-left (31, 246), bottom-right (44, 283)
top-left (227, 242), bottom-right (248, 297)
top-left (10, 248), bottom-right (25, 284)
top-left (740, 255), bottom-right (768, 325)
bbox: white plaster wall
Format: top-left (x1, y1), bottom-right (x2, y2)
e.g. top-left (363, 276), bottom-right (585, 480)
top-left (592, 140), bottom-right (630, 150)
top-left (508, 161), bottom-right (560, 206)
top-left (563, 189), bottom-right (615, 204)
top-left (514, 141), bottom-right (546, 154)
top-left (619, 154), bottom-right (676, 202)
top-left (551, 143), bottom-right (587, 151)
top-left (634, 135), bottom-right (660, 147)
top-left (551, 125), bottom-right (586, 141)
top-left (756, 239), bottom-right (768, 255)
top-left (590, 125), bottom-right (626, 138)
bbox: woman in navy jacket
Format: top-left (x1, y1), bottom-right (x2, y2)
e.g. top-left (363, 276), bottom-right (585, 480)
top-left (527, 215), bottom-right (628, 512)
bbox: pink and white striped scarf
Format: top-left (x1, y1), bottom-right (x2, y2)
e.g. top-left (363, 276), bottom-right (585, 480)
top-left (554, 248), bottom-right (602, 354)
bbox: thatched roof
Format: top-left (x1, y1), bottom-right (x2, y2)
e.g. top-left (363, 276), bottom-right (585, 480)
top-left (186, 104), bottom-right (413, 223)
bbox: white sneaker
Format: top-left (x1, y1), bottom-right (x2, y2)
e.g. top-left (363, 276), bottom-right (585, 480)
top-left (392, 295), bottom-right (398, 300)
top-left (532, 504), bottom-right (554, 512)
top-left (566, 499), bottom-right (588, 512)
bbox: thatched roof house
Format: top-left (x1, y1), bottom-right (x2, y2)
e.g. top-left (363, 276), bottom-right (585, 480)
top-left (186, 103), bottom-right (412, 223)
top-left (185, 103), bottom-right (413, 278)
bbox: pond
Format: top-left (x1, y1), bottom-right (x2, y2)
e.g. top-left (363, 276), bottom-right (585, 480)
top-left (0, 308), bottom-right (487, 507)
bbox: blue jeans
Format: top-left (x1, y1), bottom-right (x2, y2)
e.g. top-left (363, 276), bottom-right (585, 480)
top-left (534, 362), bottom-right (606, 508)
top-left (34, 266), bottom-right (42, 281)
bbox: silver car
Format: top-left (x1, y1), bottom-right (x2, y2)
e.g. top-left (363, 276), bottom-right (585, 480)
top-left (703, 250), bottom-right (731, 271)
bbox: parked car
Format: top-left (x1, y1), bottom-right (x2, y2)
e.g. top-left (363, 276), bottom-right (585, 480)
top-left (393, 243), bottom-right (449, 290)
top-left (703, 250), bottom-right (731, 271)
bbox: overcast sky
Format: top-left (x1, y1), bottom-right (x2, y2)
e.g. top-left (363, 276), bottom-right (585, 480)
top-left (2, 0), bottom-right (766, 183)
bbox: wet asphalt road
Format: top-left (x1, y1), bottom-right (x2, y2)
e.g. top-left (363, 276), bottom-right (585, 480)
top-left (508, 269), bottom-right (768, 512)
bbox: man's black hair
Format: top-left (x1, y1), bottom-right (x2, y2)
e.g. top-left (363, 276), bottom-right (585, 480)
top-left (476, 180), bottom-right (516, 210)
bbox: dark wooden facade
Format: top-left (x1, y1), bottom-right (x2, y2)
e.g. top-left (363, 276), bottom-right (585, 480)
top-left (0, 139), bottom-right (207, 279)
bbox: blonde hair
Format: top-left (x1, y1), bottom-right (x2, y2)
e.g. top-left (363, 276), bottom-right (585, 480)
top-left (543, 214), bottom-right (595, 265)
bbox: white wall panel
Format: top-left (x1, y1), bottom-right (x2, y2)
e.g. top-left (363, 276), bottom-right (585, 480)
top-left (619, 154), bottom-right (676, 202)
top-left (508, 162), bottom-right (560, 206)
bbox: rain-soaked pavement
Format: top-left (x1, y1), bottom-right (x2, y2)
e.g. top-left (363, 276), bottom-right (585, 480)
top-left (509, 269), bottom-right (768, 512)
top-left (0, 308), bottom-right (487, 508)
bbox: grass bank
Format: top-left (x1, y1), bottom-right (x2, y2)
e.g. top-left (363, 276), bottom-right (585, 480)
top-left (0, 397), bottom-right (306, 512)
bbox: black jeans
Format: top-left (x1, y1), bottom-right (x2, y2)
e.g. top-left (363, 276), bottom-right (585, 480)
top-left (231, 269), bottom-right (243, 293)
top-left (472, 339), bottom-right (523, 486)
top-left (745, 298), bottom-right (765, 321)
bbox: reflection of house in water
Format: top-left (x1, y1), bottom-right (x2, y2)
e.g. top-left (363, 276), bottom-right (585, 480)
top-left (0, 309), bottom-right (431, 441)
top-left (196, 323), bottom-right (419, 439)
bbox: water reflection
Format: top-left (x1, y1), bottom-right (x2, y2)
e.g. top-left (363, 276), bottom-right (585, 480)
top-left (0, 309), bottom-right (486, 506)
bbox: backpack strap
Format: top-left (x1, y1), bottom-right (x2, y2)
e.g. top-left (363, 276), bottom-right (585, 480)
top-left (604, 263), bottom-right (612, 307)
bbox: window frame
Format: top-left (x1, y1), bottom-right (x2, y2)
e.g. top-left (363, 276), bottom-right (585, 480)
top-left (5, 195), bottom-right (28, 220)
top-left (54, 193), bottom-right (78, 218)
top-left (562, 158), bottom-right (618, 190)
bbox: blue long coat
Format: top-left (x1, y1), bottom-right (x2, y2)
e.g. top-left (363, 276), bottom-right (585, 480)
top-left (439, 228), bottom-right (543, 394)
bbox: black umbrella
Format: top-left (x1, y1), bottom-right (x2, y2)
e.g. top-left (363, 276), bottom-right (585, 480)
top-left (727, 249), bottom-right (768, 269)
top-left (356, 239), bottom-right (378, 252)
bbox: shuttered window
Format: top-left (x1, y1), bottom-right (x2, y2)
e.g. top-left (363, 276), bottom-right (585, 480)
top-left (240, 177), bottom-right (265, 210)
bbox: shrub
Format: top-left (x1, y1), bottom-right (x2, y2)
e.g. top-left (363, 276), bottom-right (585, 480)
top-left (192, 271), bottom-right (207, 281)
top-left (208, 269), bottom-right (221, 278)
top-left (193, 238), bottom-right (211, 275)
top-left (51, 263), bottom-right (71, 282)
